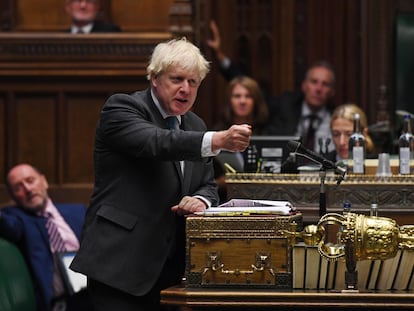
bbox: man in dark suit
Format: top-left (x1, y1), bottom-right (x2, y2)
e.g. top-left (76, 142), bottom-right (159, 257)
top-left (265, 63), bottom-right (336, 172)
top-left (70, 38), bottom-right (252, 311)
top-left (0, 163), bottom-right (90, 311)
top-left (265, 62), bottom-right (336, 152)
top-left (65, 0), bottom-right (121, 33)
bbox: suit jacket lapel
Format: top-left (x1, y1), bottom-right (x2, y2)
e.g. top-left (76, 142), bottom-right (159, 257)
top-left (173, 161), bottom-right (183, 179)
top-left (34, 216), bottom-right (50, 250)
top-left (182, 161), bottom-right (193, 194)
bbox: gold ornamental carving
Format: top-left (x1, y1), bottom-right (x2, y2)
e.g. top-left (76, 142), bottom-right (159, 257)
top-left (282, 212), bottom-right (414, 290)
top-left (283, 212), bottom-right (414, 261)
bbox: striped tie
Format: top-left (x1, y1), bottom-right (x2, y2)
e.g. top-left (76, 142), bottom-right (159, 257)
top-left (44, 213), bottom-right (67, 253)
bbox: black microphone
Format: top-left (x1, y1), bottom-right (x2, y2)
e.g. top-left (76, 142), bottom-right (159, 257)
top-left (287, 140), bottom-right (346, 183)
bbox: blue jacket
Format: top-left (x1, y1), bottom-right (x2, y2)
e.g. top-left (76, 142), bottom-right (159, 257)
top-left (0, 203), bottom-right (86, 311)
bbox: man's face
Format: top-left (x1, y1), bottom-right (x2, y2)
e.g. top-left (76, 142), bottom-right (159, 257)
top-left (7, 165), bottom-right (49, 213)
top-left (151, 66), bottom-right (201, 116)
top-left (65, 0), bottom-right (100, 26)
top-left (302, 67), bottom-right (335, 110)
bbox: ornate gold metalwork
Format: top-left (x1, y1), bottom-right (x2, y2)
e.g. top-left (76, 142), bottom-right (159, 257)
top-left (281, 212), bottom-right (414, 261)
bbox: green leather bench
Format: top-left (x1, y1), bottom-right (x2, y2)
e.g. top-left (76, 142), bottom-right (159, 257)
top-left (0, 238), bottom-right (36, 311)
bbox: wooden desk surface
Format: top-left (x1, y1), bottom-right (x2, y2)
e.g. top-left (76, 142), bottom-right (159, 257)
top-left (161, 285), bottom-right (414, 310)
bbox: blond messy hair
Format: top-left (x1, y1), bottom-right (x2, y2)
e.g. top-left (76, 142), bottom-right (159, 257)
top-left (146, 37), bottom-right (210, 82)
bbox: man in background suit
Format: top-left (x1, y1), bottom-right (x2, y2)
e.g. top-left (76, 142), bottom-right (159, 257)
top-left (265, 61), bottom-right (336, 152)
top-left (0, 163), bottom-right (90, 311)
top-left (65, 0), bottom-right (121, 33)
top-left (70, 37), bottom-right (252, 311)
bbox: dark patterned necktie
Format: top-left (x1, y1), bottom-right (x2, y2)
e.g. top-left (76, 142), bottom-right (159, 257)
top-left (305, 114), bottom-right (318, 151)
top-left (166, 116), bottom-right (179, 130)
top-left (44, 212), bottom-right (67, 253)
top-left (166, 116), bottom-right (184, 172)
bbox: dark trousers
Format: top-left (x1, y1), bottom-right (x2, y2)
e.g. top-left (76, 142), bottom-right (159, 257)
top-left (88, 279), bottom-right (180, 311)
top-left (66, 288), bottom-right (94, 311)
top-left (87, 254), bottom-right (184, 311)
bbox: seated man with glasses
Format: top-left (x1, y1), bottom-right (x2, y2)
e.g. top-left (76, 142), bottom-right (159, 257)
top-left (65, 0), bottom-right (121, 34)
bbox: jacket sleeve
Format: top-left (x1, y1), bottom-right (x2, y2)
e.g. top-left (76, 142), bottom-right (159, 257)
top-left (191, 156), bottom-right (219, 207)
top-left (98, 92), bottom-right (205, 162)
top-left (0, 208), bottom-right (25, 243)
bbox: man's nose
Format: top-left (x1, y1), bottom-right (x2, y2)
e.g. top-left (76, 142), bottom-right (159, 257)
top-left (180, 81), bottom-right (190, 92)
top-left (314, 83), bottom-right (323, 92)
top-left (22, 182), bottom-right (33, 193)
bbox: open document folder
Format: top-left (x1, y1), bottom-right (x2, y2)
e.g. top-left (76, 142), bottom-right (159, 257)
top-left (194, 199), bottom-right (294, 216)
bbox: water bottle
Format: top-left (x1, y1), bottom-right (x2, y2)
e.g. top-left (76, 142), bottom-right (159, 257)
top-left (399, 114), bottom-right (413, 175)
top-left (348, 113), bottom-right (366, 174)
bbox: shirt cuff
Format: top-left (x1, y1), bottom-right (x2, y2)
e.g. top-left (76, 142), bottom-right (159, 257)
top-left (202, 132), bottom-right (220, 157)
top-left (194, 195), bottom-right (211, 209)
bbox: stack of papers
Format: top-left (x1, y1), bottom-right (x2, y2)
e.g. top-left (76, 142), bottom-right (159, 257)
top-left (194, 199), bottom-right (294, 216)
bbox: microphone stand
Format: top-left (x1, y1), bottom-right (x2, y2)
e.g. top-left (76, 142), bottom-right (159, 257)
top-left (319, 168), bottom-right (327, 217)
top-left (293, 152), bottom-right (345, 217)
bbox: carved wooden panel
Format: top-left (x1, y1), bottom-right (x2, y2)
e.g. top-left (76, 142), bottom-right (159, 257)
top-left (11, 94), bottom-right (57, 180)
top-left (15, 0), bottom-right (69, 31)
top-left (111, 0), bottom-right (175, 32)
top-left (0, 33), bottom-right (168, 205)
top-left (228, 182), bottom-right (320, 206)
top-left (63, 93), bottom-right (103, 183)
top-left (226, 174), bottom-right (414, 225)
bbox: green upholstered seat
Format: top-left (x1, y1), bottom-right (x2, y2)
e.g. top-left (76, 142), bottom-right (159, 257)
top-left (0, 238), bottom-right (36, 311)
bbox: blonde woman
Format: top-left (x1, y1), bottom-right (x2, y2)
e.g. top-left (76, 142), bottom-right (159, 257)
top-left (329, 103), bottom-right (375, 161)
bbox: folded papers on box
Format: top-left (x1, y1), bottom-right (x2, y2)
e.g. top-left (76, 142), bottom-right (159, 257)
top-left (194, 199), bottom-right (294, 216)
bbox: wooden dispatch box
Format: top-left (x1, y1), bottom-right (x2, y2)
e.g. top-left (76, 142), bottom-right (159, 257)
top-left (185, 213), bottom-right (302, 289)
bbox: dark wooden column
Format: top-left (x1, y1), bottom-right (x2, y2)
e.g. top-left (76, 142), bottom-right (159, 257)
top-left (0, 0), bottom-right (13, 30)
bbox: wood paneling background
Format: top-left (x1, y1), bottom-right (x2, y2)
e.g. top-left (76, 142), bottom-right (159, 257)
top-left (0, 0), bottom-right (413, 205)
top-left (195, 0), bottom-right (408, 127)
top-left (3, 0), bottom-right (174, 32)
top-left (0, 33), bottom-right (171, 205)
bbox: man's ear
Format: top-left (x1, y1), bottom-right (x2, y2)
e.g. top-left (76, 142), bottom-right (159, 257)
top-left (151, 75), bottom-right (158, 88)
